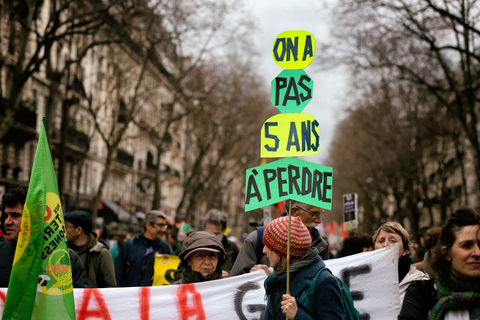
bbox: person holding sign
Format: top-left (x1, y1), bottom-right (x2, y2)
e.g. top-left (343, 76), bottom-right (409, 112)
top-left (173, 231), bottom-right (225, 284)
top-left (399, 208), bottom-right (480, 320)
top-left (373, 222), bottom-right (429, 305)
top-left (230, 200), bottom-right (329, 277)
top-left (263, 216), bottom-right (344, 319)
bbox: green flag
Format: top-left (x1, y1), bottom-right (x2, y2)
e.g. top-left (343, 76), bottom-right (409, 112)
top-left (2, 117), bottom-right (76, 320)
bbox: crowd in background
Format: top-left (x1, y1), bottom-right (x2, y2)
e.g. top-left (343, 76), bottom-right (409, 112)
top-left (1, 187), bottom-right (479, 319)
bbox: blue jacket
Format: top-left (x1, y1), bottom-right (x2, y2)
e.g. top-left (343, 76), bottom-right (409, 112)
top-left (114, 233), bottom-right (174, 287)
top-left (264, 256), bottom-right (344, 320)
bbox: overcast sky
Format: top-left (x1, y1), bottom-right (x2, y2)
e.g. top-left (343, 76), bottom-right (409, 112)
top-left (244, 0), bottom-right (348, 164)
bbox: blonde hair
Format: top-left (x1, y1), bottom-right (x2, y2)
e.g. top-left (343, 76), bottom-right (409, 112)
top-left (373, 221), bottom-right (412, 255)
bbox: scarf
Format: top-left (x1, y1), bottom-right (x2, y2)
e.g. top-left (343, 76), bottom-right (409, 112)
top-left (428, 274), bottom-right (480, 320)
top-left (264, 248), bottom-right (319, 313)
top-left (181, 267), bottom-right (223, 284)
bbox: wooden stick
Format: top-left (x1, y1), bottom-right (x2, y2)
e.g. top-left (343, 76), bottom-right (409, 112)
top-left (285, 199), bottom-right (292, 320)
top-left (286, 199), bottom-right (292, 294)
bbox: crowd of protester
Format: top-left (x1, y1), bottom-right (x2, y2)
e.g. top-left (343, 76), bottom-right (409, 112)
top-left (1, 186), bottom-right (479, 319)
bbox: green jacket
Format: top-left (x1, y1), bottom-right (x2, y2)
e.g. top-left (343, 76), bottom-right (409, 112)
top-left (73, 233), bottom-right (116, 288)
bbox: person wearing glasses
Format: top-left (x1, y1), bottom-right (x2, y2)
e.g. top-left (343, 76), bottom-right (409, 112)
top-left (64, 210), bottom-right (116, 288)
top-left (115, 210), bottom-right (174, 286)
top-left (229, 200), bottom-right (330, 277)
top-left (0, 186), bottom-right (89, 288)
top-left (173, 231), bottom-right (225, 284)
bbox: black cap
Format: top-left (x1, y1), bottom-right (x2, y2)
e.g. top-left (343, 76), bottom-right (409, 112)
top-left (64, 211), bottom-right (93, 234)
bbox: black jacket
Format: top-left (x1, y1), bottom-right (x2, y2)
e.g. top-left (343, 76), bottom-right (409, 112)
top-left (114, 233), bottom-right (175, 287)
top-left (398, 278), bottom-right (436, 320)
top-left (0, 241), bottom-right (89, 288)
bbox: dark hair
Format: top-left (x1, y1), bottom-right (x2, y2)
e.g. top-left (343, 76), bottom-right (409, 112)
top-left (432, 207), bottom-right (480, 276)
top-left (417, 226), bottom-right (430, 242)
top-left (423, 227), bottom-right (441, 252)
top-left (0, 186), bottom-right (28, 234)
top-left (340, 232), bottom-right (374, 257)
top-left (204, 209), bottom-right (227, 231)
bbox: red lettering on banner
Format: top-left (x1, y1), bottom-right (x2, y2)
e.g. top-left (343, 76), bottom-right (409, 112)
top-left (175, 284), bottom-right (206, 320)
top-left (77, 289), bottom-right (112, 320)
top-left (0, 290), bottom-right (6, 305)
top-left (139, 287), bottom-right (150, 320)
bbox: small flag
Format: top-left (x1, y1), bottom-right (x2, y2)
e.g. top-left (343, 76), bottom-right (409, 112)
top-left (2, 117), bottom-right (76, 320)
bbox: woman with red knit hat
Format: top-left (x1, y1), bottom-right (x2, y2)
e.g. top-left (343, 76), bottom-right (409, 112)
top-left (262, 216), bottom-right (344, 320)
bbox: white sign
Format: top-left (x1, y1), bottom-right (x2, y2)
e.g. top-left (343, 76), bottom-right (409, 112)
top-left (0, 246), bottom-right (400, 320)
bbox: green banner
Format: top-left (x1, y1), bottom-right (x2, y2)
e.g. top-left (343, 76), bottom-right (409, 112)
top-left (2, 118), bottom-right (76, 320)
top-left (245, 157), bottom-right (333, 211)
top-left (270, 69), bottom-right (313, 113)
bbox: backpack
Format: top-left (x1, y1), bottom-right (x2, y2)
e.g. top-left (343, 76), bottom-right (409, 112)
top-left (255, 226), bottom-right (265, 264)
top-left (297, 267), bottom-right (359, 320)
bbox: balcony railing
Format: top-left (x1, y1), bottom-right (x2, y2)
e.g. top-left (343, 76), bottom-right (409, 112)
top-left (66, 126), bottom-right (89, 149)
top-left (116, 149), bottom-right (134, 167)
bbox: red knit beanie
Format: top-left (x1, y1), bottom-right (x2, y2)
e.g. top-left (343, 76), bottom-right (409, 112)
top-left (263, 216), bottom-right (311, 259)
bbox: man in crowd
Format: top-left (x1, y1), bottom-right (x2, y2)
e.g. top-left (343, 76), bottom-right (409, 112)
top-left (115, 210), bottom-right (174, 286)
top-left (0, 186), bottom-right (88, 288)
top-left (64, 210), bottom-right (116, 288)
top-left (229, 200), bottom-right (329, 276)
top-left (203, 209), bottom-right (239, 277)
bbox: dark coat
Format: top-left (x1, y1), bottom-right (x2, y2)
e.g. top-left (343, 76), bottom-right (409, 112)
top-left (0, 241), bottom-right (89, 288)
top-left (221, 235), bottom-right (239, 273)
top-left (398, 279), bottom-right (437, 320)
top-left (114, 233), bottom-right (174, 287)
top-left (264, 256), bottom-right (344, 320)
top-left (69, 233), bottom-right (116, 288)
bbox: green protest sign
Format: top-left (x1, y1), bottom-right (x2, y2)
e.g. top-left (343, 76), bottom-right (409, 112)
top-left (271, 69), bottom-right (313, 113)
top-left (245, 157), bottom-right (333, 211)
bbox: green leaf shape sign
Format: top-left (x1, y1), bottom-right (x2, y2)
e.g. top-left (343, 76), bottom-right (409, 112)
top-left (245, 157), bottom-right (333, 211)
top-left (271, 69), bottom-right (313, 113)
top-left (261, 112), bottom-right (320, 158)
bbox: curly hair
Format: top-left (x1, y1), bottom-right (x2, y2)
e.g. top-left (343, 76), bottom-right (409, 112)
top-left (432, 207), bottom-right (480, 276)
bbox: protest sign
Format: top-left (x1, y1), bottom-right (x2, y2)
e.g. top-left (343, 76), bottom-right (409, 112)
top-left (245, 157), bottom-right (333, 211)
top-left (261, 113), bottom-right (319, 158)
top-left (343, 193), bottom-right (358, 230)
top-left (153, 254), bottom-right (181, 286)
top-left (271, 70), bottom-right (313, 113)
top-left (272, 31), bottom-right (315, 69)
top-left (0, 244), bottom-right (400, 320)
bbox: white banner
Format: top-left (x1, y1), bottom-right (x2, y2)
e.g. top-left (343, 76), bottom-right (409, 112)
top-left (0, 246), bottom-right (400, 320)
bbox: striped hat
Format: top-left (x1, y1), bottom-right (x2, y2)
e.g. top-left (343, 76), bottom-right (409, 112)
top-left (263, 216), bottom-right (311, 259)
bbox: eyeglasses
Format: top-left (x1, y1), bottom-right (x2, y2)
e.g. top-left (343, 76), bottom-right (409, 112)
top-left (297, 206), bottom-right (325, 217)
top-left (194, 251), bottom-right (218, 260)
top-left (155, 223), bottom-right (167, 228)
top-left (65, 225), bottom-right (77, 229)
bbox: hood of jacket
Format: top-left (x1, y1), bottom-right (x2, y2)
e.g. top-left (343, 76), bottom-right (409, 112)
top-left (179, 231), bottom-right (225, 271)
top-left (76, 233), bottom-right (109, 256)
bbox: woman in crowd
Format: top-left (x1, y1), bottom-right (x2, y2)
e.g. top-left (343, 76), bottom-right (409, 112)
top-left (373, 222), bottom-right (429, 305)
top-left (174, 231), bottom-right (225, 284)
top-left (263, 216), bottom-right (344, 319)
top-left (413, 227), bottom-right (441, 278)
top-left (399, 207), bottom-right (480, 320)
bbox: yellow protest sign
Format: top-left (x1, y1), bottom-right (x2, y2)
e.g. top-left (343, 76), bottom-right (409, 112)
top-left (272, 31), bottom-right (315, 69)
top-left (153, 254), bottom-right (180, 286)
top-left (261, 112), bottom-right (319, 158)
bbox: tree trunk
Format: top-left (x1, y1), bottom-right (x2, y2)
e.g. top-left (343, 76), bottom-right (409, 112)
top-left (91, 146), bottom-right (115, 228)
top-left (152, 147), bottom-right (163, 209)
